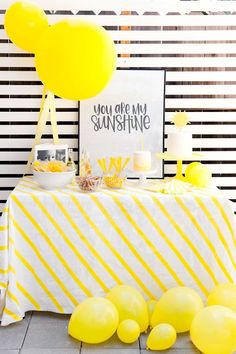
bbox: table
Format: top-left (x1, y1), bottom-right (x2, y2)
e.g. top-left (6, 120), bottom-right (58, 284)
top-left (1, 177), bottom-right (236, 326)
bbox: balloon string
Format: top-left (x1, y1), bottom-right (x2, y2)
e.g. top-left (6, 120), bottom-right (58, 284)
top-left (49, 92), bottom-right (59, 144)
top-left (24, 88), bottom-right (60, 174)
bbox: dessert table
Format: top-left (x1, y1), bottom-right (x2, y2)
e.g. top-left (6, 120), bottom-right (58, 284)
top-left (0, 177), bottom-right (236, 326)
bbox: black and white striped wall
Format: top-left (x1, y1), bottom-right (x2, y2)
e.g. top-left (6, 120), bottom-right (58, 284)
top-left (1, 0), bottom-right (236, 212)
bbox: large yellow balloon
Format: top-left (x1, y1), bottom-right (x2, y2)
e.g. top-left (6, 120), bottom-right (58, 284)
top-left (147, 324), bottom-right (177, 351)
top-left (4, 1), bottom-right (48, 52)
top-left (117, 319), bottom-right (140, 343)
top-left (107, 285), bottom-right (149, 332)
top-left (190, 305), bottom-right (236, 354)
top-left (151, 287), bottom-right (204, 333)
top-left (35, 19), bottom-right (116, 100)
top-left (207, 283), bottom-right (236, 313)
top-left (68, 297), bottom-right (119, 343)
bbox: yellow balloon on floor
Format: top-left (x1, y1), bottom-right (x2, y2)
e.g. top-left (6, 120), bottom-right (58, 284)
top-left (190, 305), bottom-right (236, 354)
top-left (207, 283), bottom-right (236, 313)
top-left (147, 324), bottom-right (177, 351)
top-left (4, 1), bottom-right (48, 52)
top-left (35, 19), bottom-right (116, 100)
top-left (151, 287), bottom-right (204, 333)
top-left (107, 285), bottom-right (149, 332)
top-left (68, 297), bottom-right (119, 343)
top-left (117, 319), bottom-right (140, 343)
top-left (147, 299), bottom-right (158, 325)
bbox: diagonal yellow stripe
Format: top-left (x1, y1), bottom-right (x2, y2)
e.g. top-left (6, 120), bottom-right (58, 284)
top-left (7, 290), bottom-right (20, 306)
top-left (11, 194), bottom-right (92, 297)
top-left (195, 196), bottom-right (236, 271)
top-left (175, 196), bottom-right (233, 282)
top-left (90, 194), bottom-right (157, 298)
top-left (0, 281), bottom-right (7, 288)
top-left (108, 192), bottom-right (184, 287)
top-left (13, 248), bottom-right (64, 312)
top-left (16, 281), bottom-right (41, 310)
top-left (0, 268), bottom-right (9, 274)
top-left (0, 246), bottom-right (7, 251)
top-left (10, 214), bottom-right (78, 306)
top-left (0, 225), bottom-right (8, 231)
top-left (61, 192), bottom-right (122, 286)
top-left (151, 196), bottom-right (217, 289)
top-left (32, 192), bottom-right (108, 293)
top-left (211, 196), bottom-right (236, 249)
top-left (4, 308), bottom-right (22, 321)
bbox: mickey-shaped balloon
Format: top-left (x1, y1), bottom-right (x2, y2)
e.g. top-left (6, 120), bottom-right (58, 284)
top-left (4, 1), bottom-right (117, 100)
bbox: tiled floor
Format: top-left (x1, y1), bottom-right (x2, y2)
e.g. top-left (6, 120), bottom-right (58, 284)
top-left (0, 312), bottom-right (202, 354)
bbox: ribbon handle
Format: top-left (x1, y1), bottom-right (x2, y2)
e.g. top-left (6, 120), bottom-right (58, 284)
top-left (24, 88), bottom-right (60, 174)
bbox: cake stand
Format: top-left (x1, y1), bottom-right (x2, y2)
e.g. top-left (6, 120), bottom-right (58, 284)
top-left (131, 169), bottom-right (157, 186)
top-left (157, 152), bottom-right (203, 180)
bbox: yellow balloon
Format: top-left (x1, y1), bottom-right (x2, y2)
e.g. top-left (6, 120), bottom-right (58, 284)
top-left (151, 287), bottom-right (203, 333)
top-left (185, 162), bottom-right (201, 178)
top-left (207, 283), bottom-right (236, 313)
top-left (147, 300), bottom-right (158, 325)
top-left (147, 324), bottom-right (177, 351)
top-left (190, 305), bottom-right (236, 354)
top-left (117, 319), bottom-right (140, 343)
top-left (107, 285), bottom-right (149, 332)
top-left (35, 19), bottom-right (116, 100)
top-left (185, 162), bottom-right (212, 187)
top-left (4, 1), bottom-right (48, 52)
top-left (68, 297), bottom-right (119, 343)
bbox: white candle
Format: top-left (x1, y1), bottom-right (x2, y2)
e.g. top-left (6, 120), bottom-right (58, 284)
top-left (133, 151), bottom-right (151, 172)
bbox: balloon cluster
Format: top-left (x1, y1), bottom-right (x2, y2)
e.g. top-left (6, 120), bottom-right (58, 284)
top-left (4, 1), bottom-right (116, 100)
top-left (68, 283), bottom-right (236, 353)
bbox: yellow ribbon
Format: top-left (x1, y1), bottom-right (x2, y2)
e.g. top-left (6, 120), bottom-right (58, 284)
top-left (24, 88), bottom-right (60, 174)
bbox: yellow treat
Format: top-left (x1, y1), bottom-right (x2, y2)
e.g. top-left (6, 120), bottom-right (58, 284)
top-left (104, 175), bottom-right (124, 189)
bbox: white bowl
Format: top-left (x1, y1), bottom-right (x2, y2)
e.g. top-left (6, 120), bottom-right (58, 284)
top-left (33, 170), bottom-right (76, 190)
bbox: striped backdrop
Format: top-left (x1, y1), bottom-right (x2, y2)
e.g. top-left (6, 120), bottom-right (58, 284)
top-left (1, 2), bottom-right (236, 212)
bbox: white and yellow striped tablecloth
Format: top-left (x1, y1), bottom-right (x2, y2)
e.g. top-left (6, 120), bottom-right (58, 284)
top-left (0, 177), bottom-right (236, 325)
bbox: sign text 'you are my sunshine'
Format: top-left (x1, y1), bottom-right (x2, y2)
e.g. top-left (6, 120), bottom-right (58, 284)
top-left (90, 102), bottom-right (151, 134)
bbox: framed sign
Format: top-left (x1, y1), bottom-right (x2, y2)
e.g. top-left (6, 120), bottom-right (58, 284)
top-left (79, 68), bottom-right (165, 178)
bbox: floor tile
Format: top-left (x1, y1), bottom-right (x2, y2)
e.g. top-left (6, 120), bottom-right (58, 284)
top-left (141, 349), bottom-right (201, 354)
top-left (82, 333), bottom-right (139, 349)
top-left (30, 312), bottom-right (71, 326)
top-left (21, 350), bottom-right (80, 354)
top-left (0, 351), bottom-right (19, 354)
top-left (82, 349), bottom-right (140, 354)
top-left (0, 312), bottom-right (31, 350)
top-left (175, 333), bottom-right (196, 349)
top-left (23, 313), bottom-right (80, 349)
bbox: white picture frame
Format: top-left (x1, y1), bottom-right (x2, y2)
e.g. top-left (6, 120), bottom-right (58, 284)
top-left (79, 69), bottom-right (165, 178)
top-left (34, 144), bottom-right (69, 163)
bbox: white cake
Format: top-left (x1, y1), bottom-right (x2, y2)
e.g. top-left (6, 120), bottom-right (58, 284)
top-left (133, 151), bottom-right (151, 172)
top-left (166, 130), bottom-right (192, 156)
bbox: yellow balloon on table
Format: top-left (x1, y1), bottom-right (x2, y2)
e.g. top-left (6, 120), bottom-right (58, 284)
top-left (185, 162), bottom-right (212, 188)
top-left (107, 285), bottom-right (149, 332)
top-left (151, 287), bottom-right (204, 333)
top-left (4, 1), bottom-right (48, 52)
top-left (190, 305), bottom-right (236, 354)
top-left (35, 19), bottom-right (117, 100)
top-left (117, 319), bottom-right (140, 344)
top-left (68, 297), bottom-right (119, 344)
top-left (207, 283), bottom-right (236, 313)
top-left (147, 324), bottom-right (177, 351)
top-left (147, 299), bottom-right (158, 325)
